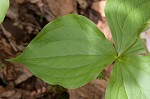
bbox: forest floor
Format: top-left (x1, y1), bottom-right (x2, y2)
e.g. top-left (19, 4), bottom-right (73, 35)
top-left (0, 0), bottom-right (112, 99)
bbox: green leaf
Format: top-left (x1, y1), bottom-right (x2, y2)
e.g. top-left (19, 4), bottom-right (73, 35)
top-left (140, 19), bottom-right (150, 32)
top-left (104, 1), bottom-right (150, 98)
top-left (122, 38), bottom-right (148, 56)
top-left (105, 0), bottom-right (150, 55)
top-left (106, 55), bottom-right (150, 99)
top-left (10, 14), bottom-right (117, 88)
top-left (0, 0), bottom-right (9, 23)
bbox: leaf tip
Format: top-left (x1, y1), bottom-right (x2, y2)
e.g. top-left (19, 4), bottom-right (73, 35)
top-left (5, 58), bottom-right (18, 63)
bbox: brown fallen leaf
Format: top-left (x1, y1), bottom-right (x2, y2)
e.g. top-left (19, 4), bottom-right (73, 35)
top-left (45, 0), bottom-right (76, 17)
top-left (91, 1), bottom-right (106, 17)
top-left (0, 87), bottom-right (15, 98)
top-left (91, 0), bottom-right (112, 42)
top-left (14, 63), bottom-right (33, 85)
top-left (69, 79), bottom-right (107, 99)
top-left (0, 86), bottom-right (34, 99)
top-left (97, 20), bottom-right (112, 42)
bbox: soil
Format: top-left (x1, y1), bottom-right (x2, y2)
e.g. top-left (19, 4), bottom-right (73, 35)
top-left (0, 0), bottom-right (112, 99)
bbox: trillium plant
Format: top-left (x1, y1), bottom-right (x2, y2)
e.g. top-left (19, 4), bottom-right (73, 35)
top-left (1, 0), bottom-right (150, 99)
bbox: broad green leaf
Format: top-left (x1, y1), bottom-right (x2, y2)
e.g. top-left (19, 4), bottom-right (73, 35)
top-left (10, 14), bottom-right (117, 88)
top-left (122, 38), bottom-right (148, 55)
top-left (106, 55), bottom-right (150, 99)
top-left (105, 0), bottom-right (150, 55)
top-left (140, 19), bottom-right (150, 32)
top-left (0, 0), bottom-right (9, 23)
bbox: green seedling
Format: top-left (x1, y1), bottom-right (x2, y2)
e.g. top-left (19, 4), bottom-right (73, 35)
top-left (6, 0), bottom-right (150, 98)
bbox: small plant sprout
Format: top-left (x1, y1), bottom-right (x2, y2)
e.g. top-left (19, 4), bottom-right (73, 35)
top-left (7, 0), bottom-right (150, 99)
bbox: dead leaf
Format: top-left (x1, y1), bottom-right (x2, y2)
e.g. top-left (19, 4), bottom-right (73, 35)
top-left (14, 63), bottom-right (33, 84)
top-left (91, 1), bottom-right (106, 17)
top-left (69, 79), bottom-right (107, 99)
top-left (97, 20), bottom-right (112, 42)
top-left (46, 0), bottom-right (76, 17)
top-left (91, 1), bottom-right (112, 41)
